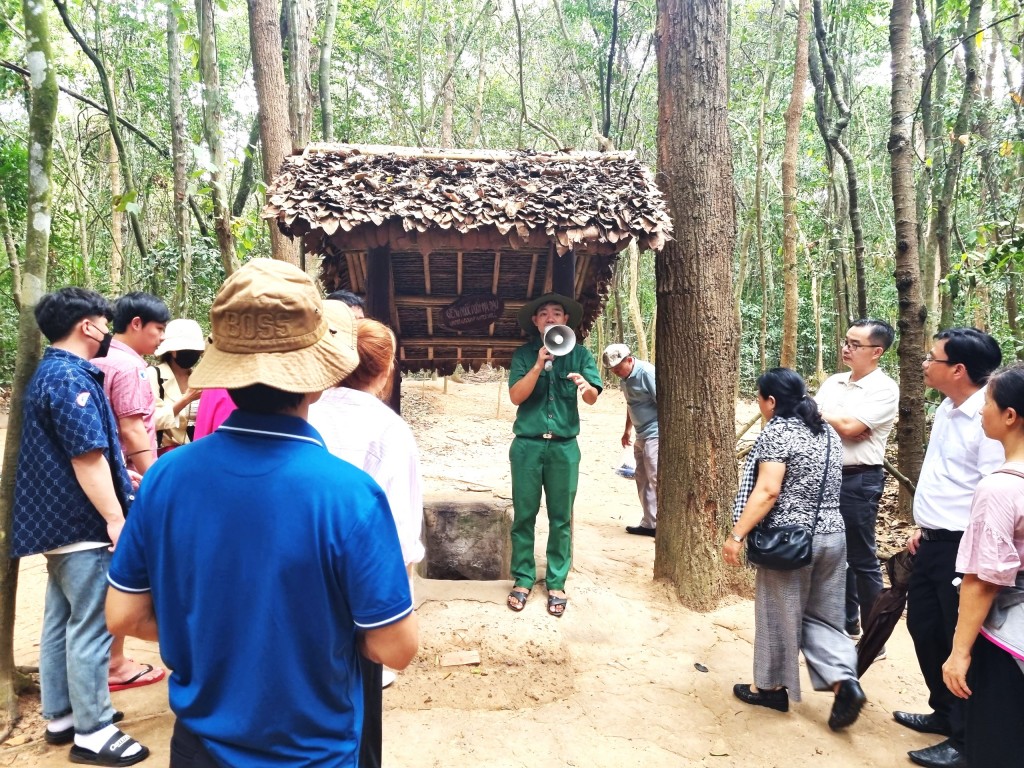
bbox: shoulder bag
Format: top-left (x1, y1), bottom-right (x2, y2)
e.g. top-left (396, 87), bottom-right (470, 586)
top-left (746, 429), bottom-right (832, 571)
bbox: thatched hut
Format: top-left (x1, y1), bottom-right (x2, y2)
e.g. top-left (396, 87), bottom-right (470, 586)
top-left (262, 144), bottom-right (672, 376)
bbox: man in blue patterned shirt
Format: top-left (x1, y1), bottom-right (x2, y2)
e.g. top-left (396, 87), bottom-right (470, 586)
top-left (12, 287), bottom-right (150, 765)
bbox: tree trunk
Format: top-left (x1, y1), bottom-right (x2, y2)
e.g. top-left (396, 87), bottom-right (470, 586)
top-left (889, 0), bottom-right (928, 517)
top-left (934, 0), bottom-right (982, 330)
top-left (0, 196), bottom-right (21, 310)
top-left (197, 0), bottom-right (239, 276)
top-left (440, 21), bottom-right (456, 148)
top-left (108, 134), bottom-right (124, 287)
top-left (247, 0), bottom-right (301, 265)
top-left (231, 118), bottom-right (262, 219)
top-left (53, 0), bottom-right (148, 264)
top-left (283, 0), bottom-right (314, 149)
top-left (779, 0), bottom-right (810, 368)
top-left (654, 0), bottom-right (738, 609)
top-left (0, 0), bottom-right (59, 734)
top-left (625, 240), bottom-right (648, 361)
top-left (168, 0), bottom-right (193, 312)
top-left (318, 0), bottom-right (339, 140)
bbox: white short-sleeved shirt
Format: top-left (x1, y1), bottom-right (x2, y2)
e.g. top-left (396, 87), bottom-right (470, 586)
top-left (815, 368), bottom-right (899, 466)
top-left (913, 387), bottom-right (1006, 531)
top-left (308, 387), bottom-right (425, 566)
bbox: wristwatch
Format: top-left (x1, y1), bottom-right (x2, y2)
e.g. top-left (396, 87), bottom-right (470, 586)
top-left (730, 533), bottom-right (744, 543)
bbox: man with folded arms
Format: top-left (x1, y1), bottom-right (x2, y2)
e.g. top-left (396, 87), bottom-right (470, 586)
top-left (894, 328), bottom-right (1003, 768)
top-left (106, 260), bottom-right (418, 767)
top-left (815, 319), bottom-right (899, 640)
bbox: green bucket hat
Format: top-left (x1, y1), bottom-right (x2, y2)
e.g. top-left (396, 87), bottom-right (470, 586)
top-left (517, 292), bottom-right (584, 335)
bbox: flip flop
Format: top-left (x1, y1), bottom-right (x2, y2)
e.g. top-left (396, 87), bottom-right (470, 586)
top-left (45, 711), bottom-right (124, 746)
top-left (547, 595), bottom-right (568, 618)
top-left (68, 728), bottom-right (150, 766)
top-left (507, 588), bottom-right (529, 612)
top-left (109, 663), bottom-right (166, 692)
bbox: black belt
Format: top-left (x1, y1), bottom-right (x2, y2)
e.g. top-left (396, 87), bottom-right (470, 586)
top-left (920, 528), bottom-right (963, 542)
top-left (842, 464), bottom-right (883, 476)
top-left (523, 433), bottom-right (574, 442)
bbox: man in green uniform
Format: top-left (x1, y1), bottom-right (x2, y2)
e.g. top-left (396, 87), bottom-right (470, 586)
top-left (506, 293), bottom-right (602, 617)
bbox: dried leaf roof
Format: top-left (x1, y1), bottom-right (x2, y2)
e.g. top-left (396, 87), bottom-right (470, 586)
top-left (263, 144), bottom-right (673, 255)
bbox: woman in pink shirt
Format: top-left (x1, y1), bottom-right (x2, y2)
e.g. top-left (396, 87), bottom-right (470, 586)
top-left (942, 363), bottom-right (1024, 768)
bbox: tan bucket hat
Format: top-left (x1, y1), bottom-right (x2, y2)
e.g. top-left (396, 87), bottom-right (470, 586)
top-left (189, 259), bottom-right (359, 393)
top-left (516, 292), bottom-right (584, 335)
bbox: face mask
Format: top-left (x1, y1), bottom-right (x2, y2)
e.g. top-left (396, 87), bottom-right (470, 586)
top-left (95, 331), bottom-right (113, 358)
top-left (174, 350), bottom-right (201, 369)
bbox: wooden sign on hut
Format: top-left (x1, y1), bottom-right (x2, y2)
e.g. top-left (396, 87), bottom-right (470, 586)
top-left (262, 144), bottom-right (672, 376)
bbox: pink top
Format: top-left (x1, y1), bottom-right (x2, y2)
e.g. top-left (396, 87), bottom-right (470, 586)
top-left (92, 338), bottom-right (157, 467)
top-left (956, 461), bottom-right (1024, 586)
top-left (192, 388), bottom-right (237, 440)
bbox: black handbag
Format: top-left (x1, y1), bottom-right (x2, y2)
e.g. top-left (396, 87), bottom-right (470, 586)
top-left (746, 430), bottom-right (832, 571)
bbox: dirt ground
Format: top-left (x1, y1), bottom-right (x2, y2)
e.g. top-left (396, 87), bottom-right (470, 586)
top-left (1, 376), bottom-right (940, 767)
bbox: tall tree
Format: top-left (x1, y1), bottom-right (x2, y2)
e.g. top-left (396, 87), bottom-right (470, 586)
top-left (247, 0), bottom-right (301, 265)
top-left (779, 0), bottom-right (810, 368)
top-left (653, 0), bottom-right (738, 609)
top-left (318, 0), bottom-right (339, 140)
top-left (0, 0), bottom-right (59, 734)
top-left (196, 0), bottom-right (239, 276)
top-left (283, 0), bottom-right (314, 149)
top-left (168, 0), bottom-right (193, 311)
top-left (890, 0), bottom-right (927, 514)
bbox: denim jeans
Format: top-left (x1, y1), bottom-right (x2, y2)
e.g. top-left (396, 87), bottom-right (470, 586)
top-left (41, 547), bottom-right (116, 735)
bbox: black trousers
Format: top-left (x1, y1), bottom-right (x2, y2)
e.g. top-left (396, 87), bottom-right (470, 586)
top-left (839, 468), bottom-right (885, 628)
top-left (906, 537), bottom-right (965, 750)
top-left (358, 654), bottom-right (383, 768)
top-left (170, 721), bottom-right (222, 768)
top-left (966, 636), bottom-right (1024, 768)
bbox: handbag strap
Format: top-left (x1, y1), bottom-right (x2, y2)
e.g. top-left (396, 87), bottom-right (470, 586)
top-left (995, 468), bottom-right (1024, 481)
top-left (808, 429), bottom-right (832, 533)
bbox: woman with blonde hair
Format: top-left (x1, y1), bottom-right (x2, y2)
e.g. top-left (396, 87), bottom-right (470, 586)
top-left (307, 309), bottom-right (424, 768)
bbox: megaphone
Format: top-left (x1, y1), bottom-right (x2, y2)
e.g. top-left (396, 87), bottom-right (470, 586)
top-left (542, 324), bottom-right (576, 370)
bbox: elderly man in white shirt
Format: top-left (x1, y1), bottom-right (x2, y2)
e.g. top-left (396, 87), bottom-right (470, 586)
top-left (816, 319), bottom-right (899, 640)
top-left (893, 328), bottom-right (1004, 768)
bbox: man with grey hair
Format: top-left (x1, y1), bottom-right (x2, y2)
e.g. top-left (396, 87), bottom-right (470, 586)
top-left (603, 343), bottom-right (659, 537)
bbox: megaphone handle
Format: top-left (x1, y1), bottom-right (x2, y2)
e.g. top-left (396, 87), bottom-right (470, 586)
top-left (544, 360), bottom-right (553, 371)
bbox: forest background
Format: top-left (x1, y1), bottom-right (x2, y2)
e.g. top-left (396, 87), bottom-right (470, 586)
top-left (0, 0), bottom-right (1023, 384)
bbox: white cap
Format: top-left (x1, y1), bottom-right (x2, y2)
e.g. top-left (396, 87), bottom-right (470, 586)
top-left (155, 318), bottom-right (205, 357)
top-left (602, 343), bottom-right (631, 367)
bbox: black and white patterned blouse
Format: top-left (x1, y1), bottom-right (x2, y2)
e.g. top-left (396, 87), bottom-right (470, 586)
top-left (735, 416), bottom-right (844, 534)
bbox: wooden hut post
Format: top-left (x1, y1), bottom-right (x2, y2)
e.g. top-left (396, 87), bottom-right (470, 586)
top-left (552, 248), bottom-right (577, 301)
top-left (366, 245), bottom-right (402, 412)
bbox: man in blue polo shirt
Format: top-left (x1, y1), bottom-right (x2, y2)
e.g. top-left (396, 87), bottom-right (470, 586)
top-left (13, 287), bottom-right (149, 765)
top-left (106, 259), bottom-right (418, 767)
top-left (603, 344), bottom-right (659, 537)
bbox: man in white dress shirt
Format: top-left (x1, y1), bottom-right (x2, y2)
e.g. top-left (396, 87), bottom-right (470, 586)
top-left (816, 319), bottom-right (899, 638)
top-left (894, 328), bottom-right (1004, 768)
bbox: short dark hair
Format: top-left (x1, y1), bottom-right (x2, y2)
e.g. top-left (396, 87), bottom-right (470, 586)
top-left (111, 292), bottom-right (171, 333)
top-left (988, 363), bottom-right (1024, 416)
top-left (326, 290), bottom-right (366, 311)
top-left (34, 287), bottom-right (112, 343)
top-left (227, 384), bottom-right (306, 414)
top-left (757, 367), bottom-right (825, 435)
top-left (850, 318), bottom-right (895, 351)
top-left (935, 328), bottom-right (1002, 386)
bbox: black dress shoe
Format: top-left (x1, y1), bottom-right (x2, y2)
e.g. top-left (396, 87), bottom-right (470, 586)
top-left (625, 525), bottom-right (656, 537)
top-left (732, 683), bottom-right (789, 712)
top-left (908, 739), bottom-right (968, 768)
top-left (828, 679), bottom-right (866, 731)
top-left (893, 711), bottom-right (952, 736)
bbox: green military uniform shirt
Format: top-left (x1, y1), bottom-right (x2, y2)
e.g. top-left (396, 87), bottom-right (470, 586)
top-left (509, 337), bottom-right (603, 438)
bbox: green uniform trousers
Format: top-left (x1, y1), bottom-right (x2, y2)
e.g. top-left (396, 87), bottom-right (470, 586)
top-left (509, 436), bottom-right (580, 592)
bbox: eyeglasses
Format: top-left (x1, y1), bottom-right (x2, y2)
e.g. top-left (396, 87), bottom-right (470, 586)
top-left (923, 354), bottom-right (955, 365)
top-left (841, 339), bottom-right (880, 350)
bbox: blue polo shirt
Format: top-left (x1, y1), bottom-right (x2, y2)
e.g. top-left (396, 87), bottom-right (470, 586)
top-left (108, 410), bottom-right (412, 768)
top-left (13, 347), bottom-right (133, 557)
top-left (620, 359), bottom-right (658, 439)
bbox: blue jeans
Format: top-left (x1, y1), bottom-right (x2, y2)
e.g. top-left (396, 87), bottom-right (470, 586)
top-left (41, 548), bottom-right (117, 735)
